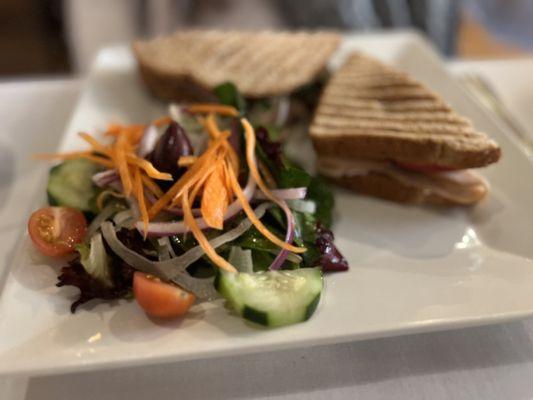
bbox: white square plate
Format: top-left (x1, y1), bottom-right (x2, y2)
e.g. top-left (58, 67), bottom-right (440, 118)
top-left (1, 31), bottom-right (533, 377)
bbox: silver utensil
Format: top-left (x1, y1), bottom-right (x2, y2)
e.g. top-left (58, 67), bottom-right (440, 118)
top-left (460, 73), bottom-right (533, 157)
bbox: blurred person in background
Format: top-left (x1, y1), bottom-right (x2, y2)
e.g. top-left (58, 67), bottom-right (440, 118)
top-left (1, 0), bottom-right (533, 77)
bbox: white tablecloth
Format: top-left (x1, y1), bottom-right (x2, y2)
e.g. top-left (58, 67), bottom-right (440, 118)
top-left (2, 60), bottom-right (533, 399)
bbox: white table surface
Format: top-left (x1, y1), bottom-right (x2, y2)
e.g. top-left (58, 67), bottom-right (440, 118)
top-left (2, 60), bottom-right (533, 399)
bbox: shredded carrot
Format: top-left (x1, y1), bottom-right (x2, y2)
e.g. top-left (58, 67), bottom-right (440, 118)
top-left (187, 104), bottom-right (239, 117)
top-left (78, 132), bottom-right (112, 156)
top-left (140, 174), bottom-right (164, 198)
top-left (172, 132), bottom-right (231, 202)
top-left (105, 124), bottom-right (145, 144)
top-left (205, 114), bottom-right (222, 139)
top-left (81, 154), bottom-right (115, 168)
top-left (189, 146), bottom-right (226, 200)
top-left (125, 125), bottom-right (146, 144)
top-left (182, 189), bottom-right (236, 273)
top-left (178, 156), bottom-right (198, 167)
top-left (202, 114), bottom-right (240, 174)
top-left (173, 155), bottom-right (217, 206)
top-left (34, 151), bottom-right (114, 168)
top-left (133, 167), bottom-right (149, 238)
top-left (188, 159), bottom-right (219, 205)
top-left (200, 160), bottom-right (228, 230)
top-left (115, 133), bottom-right (133, 196)
top-left (105, 123), bottom-right (123, 136)
top-left (221, 161), bottom-right (233, 200)
top-left (224, 141), bottom-right (240, 175)
top-left (242, 118), bottom-right (283, 203)
top-left (126, 156), bottom-right (172, 181)
top-left (152, 116), bottom-right (172, 127)
top-left (227, 165), bottom-right (305, 254)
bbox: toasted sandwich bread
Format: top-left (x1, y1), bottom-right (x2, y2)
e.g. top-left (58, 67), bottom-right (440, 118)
top-left (133, 30), bottom-right (341, 102)
top-left (310, 54), bottom-right (501, 205)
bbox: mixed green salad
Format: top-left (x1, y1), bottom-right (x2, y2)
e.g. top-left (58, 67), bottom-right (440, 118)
top-left (29, 83), bottom-right (348, 328)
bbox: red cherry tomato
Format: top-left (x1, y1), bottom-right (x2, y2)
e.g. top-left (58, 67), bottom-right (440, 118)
top-left (396, 161), bottom-right (457, 173)
top-left (133, 272), bottom-right (196, 318)
top-left (28, 206), bottom-right (87, 257)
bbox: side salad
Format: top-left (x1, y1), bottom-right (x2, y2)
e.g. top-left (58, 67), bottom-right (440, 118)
top-left (30, 83), bottom-right (348, 328)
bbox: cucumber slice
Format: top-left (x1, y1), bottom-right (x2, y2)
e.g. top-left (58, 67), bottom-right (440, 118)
top-left (47, 159), bottom-right (101, 214)
top-left (215, 268), bottom-right (323, 327)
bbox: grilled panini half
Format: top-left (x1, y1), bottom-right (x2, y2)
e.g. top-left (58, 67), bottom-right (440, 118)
top-left (310, 54), bottom-right (501, 205)
top-left (133, 30), bottom-right (341, 101)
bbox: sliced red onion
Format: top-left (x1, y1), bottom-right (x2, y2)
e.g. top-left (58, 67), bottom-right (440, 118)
top-left (267, 250), bottom-right (301, 265)
top-left (136, 173), bottom-right (256, 237)
top-left (255, 187), bottom-right (307, 201)
top-left (268, 199), bottom-right (296, 271)
top-left (101, 202), bottom-right (272, 299)
top-left (92, 169), bottom-right (119, 188)
top-left (137, 124), bottom-right (159, 158)
top-left (164, 206), bottom-right (202, 217)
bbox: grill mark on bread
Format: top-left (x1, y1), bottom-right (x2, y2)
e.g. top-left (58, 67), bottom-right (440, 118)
top-left (316, 106), bottom-right (471, 125)
top-left (314, 116), bottom-right (478, 135)
top-left (324, 86), bottom-right (437, 101)
top-left (320, 98), bottom-right (451, 112)
top-left (204, 33), bottom-right (247, 72)
top-left (248, 33), bottom-right (307, 90)
top-left (310, 125), bottom-right (483, 140)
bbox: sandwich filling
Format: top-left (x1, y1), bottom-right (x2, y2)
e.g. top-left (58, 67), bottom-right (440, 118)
top-left (317, 156), bottom-right (489, 204)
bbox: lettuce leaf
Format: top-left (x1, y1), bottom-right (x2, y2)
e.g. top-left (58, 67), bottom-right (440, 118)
top-left (57, 255), bottom-right (134, 313)
top-left (77, 233), bottom-right (113, 287)
top-left (214, 82), bottom-right (247, 114)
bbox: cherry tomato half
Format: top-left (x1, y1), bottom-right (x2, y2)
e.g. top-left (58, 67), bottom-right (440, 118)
top-left (133, 272), bottom-right (196, 319)
top-left (28, 206), bottom-right (87, 257)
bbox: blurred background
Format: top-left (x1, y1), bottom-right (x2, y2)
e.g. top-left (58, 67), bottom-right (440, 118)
top-left (1, 0), bottom-right (532, 78)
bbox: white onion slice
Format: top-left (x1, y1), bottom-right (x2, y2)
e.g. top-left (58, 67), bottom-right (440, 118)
top-left (113, 210), bottom-right (134, 229)
top-left (287, 199), bottom-right (316, 214)
top-left (228, 246), bottom-right (253, 273)
top-left (255, 187), bottom-right (307, 201)
top-left (86, 203), bottom-right (120, 240)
